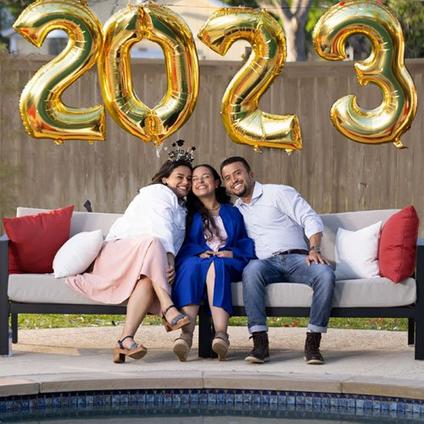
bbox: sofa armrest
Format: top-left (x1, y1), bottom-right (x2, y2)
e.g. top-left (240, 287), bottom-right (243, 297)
top-left (0, 234), bottom-right (9, 295)
top-left (0, 233), bottom-right (9, 295)
top-left (0, 235), bottom-right (10, 354)
top-left (416, 239), bottom-right (424, 306)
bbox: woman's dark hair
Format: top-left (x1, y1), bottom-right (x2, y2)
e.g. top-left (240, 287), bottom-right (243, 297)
top-left (186, 164), bottom-right (230, 241)
top-left (150, 159), bottom-right (192, 185)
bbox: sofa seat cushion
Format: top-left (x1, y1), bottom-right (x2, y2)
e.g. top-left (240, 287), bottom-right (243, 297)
top-left (8, 274), bottom-right (110, 305)
top-left (9, 274), bottom-right (415, 308)
top-left (231, 277), bottom-right (416, 308)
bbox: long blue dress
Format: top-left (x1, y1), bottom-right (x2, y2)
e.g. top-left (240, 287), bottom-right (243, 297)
top-left (172, 203), bottom-right (256, 315)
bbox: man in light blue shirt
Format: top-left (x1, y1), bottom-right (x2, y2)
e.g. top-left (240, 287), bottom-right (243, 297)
top-left (221, 156), bottom-right (335, 364)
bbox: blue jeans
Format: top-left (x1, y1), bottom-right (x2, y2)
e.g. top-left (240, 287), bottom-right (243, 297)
top-left (242, 254), bottom-right (335, 334)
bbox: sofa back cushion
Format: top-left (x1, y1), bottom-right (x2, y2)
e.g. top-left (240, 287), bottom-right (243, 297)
top-left (17, 208), bottom-right (122, 237)
top-left (4, 206), bottom-right (74, 273)
top-left (378, 205), bottom-right (419, 283)
top-left (320, 209), bottom-right (398, 266)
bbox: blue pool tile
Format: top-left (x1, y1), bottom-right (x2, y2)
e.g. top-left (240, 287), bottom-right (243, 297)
top-left (398, 401), bottom-right (406, 413)
top-left (1, 389), bottom-right (424, 420)
top-left (287, 395), bottom-right (295, 405)
top-left (214, 392), bottom-right (222, 404)
top-left (234, 393), bottom-right (243, 403)
top-left (347, 397), bottom-right (356, 409)
top-left (199, 393), bottom-right (208, 404)
top-left (243, 393), bottom-right (252, 403)
top-left (312, 397), bottom-right (322, 409)
top-left (363, 399), bottom-right (373, 409)
top-left (296, 395), bottom-right (305, 406)
top-left (190, 392), bottom-right (199, 404)
top-left (145, 393), bottom-right (155, 404)
top-left (208, 393), bottom-right (217, 403)
top-left (277, 393), bottom-right (287, 405)
top-left (225, 392), bottom-right (234, 404)
top-left (321, 396), bottom-right (330, 408)
top-left (381, 401), bottom-right (389, 411)
top-left (269, 394), bottom-right (278, 405)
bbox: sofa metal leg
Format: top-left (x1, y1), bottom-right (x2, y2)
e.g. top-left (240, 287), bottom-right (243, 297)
top-left (198, 305), bottom-right (214, 358)
top-left (11, 313), bottom-right (18, 344)
top-left (415, 316), bottom-right (424, 360)
top-left (0, 311), bottom-right (9, 356)
top-left (408, 318), bottom-right (415, 345)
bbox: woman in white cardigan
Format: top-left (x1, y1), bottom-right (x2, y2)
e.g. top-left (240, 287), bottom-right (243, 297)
top-left (67, 159), bottom-right (193, 363)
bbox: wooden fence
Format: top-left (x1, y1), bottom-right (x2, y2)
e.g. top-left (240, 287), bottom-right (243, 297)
top-left (0, 54), bottom-right (423, 234)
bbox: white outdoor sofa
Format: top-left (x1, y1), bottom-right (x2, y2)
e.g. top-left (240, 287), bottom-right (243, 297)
top-left (1, 207), bottom-right (423, 359)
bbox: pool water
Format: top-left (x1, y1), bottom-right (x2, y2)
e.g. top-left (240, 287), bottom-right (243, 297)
top-left (1, 404), bottom-right (423, 423)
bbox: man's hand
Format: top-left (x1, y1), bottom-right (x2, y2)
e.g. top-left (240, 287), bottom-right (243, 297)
top-left (214, 250), bottom-right (233, 258)
top-left (306, 250), bottom-right (329, 265)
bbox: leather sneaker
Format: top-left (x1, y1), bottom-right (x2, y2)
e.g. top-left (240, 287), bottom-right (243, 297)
top-left (304, 332), bottom-right (324, 364)
top-left (245, 331), bottom-right (270, 363)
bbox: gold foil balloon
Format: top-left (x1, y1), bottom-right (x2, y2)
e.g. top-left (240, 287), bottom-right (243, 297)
top-left (13, 0), bottom-right (105, 143)
top-left (198, 8), bottom-right (302, 154)
top-left (98, 3), bottom-right (199, 146)
top-left (313, 0), bottom-right (417, 148)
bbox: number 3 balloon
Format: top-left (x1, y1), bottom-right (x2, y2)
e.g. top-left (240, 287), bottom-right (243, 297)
top-left (313, 0), bottom-right (417, 148)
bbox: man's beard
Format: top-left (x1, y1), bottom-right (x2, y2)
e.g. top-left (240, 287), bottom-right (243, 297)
top-left (234, 184), bottom-right (247, 198)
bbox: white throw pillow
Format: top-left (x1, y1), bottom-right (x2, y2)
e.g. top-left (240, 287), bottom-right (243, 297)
top-left (335, 221), bottom-right (382, 280)
top-left (53, 230), bottom-right (104, 278)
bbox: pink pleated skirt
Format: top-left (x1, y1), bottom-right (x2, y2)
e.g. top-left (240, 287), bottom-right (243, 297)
top-left (66, 235), bottom-right (169, 314)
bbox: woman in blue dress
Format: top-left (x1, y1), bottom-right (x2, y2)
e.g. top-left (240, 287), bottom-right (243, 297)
top-left (172, 164), bottom-right (255, 361)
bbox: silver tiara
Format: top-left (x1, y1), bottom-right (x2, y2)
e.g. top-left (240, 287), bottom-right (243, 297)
top-left (167, 139), bottom-right (196, 163)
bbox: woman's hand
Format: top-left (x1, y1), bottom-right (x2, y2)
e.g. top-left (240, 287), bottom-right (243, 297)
top-left (166, 253), bottom-right (176, 284)
top-left (199, 250), bottom-right (215, 258)
top-left (215, 250), bottom-right (233, 258)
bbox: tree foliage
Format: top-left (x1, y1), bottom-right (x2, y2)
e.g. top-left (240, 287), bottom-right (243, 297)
top-left (2, 0), bottom-right (423, 59)
top-left (386, 0), bottom-right (424, 59)
top-left (221, 0), bottom-right (424, 59)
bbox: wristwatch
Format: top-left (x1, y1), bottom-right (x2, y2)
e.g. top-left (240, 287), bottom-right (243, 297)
top-left (309, 245), bottom-right (321, 254)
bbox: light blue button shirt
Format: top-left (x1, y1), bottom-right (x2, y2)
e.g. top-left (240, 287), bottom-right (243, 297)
top-left (234, 182), bottom-right (323, 260)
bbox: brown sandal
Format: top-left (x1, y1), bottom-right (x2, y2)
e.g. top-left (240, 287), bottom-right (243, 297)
top-left (162, 304), bottom-right (190, 332)
top-left (173, 332), bottom-right (193, 362)
top-left (212, 332), bottom-right (230, 361)
top-left (112, 336), bottom-right (147, 363)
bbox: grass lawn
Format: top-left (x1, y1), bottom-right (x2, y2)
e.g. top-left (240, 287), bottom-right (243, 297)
top-left (17, 314), bottom-right (408, 331)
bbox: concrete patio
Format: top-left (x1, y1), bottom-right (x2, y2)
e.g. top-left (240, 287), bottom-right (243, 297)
top-left (1, 325), bottom-right (424, 400)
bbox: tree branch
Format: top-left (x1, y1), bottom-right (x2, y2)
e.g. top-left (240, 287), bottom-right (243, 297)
top-left (296, 0), bottom-right (313, 24)
top-left (279, 0), bottom-right (293, 20)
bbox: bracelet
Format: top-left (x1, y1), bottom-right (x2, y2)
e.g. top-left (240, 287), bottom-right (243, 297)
top-left (309, 245), bottom-right (321, 254)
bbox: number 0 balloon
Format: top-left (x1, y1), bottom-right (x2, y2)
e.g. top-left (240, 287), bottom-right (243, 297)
top-left (313, 0), bottom-right (417, 148)
top-left (98, 3), bottom-right (199, 146)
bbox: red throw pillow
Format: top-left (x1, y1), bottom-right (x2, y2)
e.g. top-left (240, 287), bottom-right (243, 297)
top-left (3, 205), bottom-right (74, 274)
top-left (378, 205), bottom-right (419, 283)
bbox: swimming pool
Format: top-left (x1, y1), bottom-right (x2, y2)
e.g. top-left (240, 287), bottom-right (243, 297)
top-left (1, 389), bottom-right (424, 423)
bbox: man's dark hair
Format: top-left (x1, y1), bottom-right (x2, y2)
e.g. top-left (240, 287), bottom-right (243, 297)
top-left (220, 156), bottom-right (251, 174)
